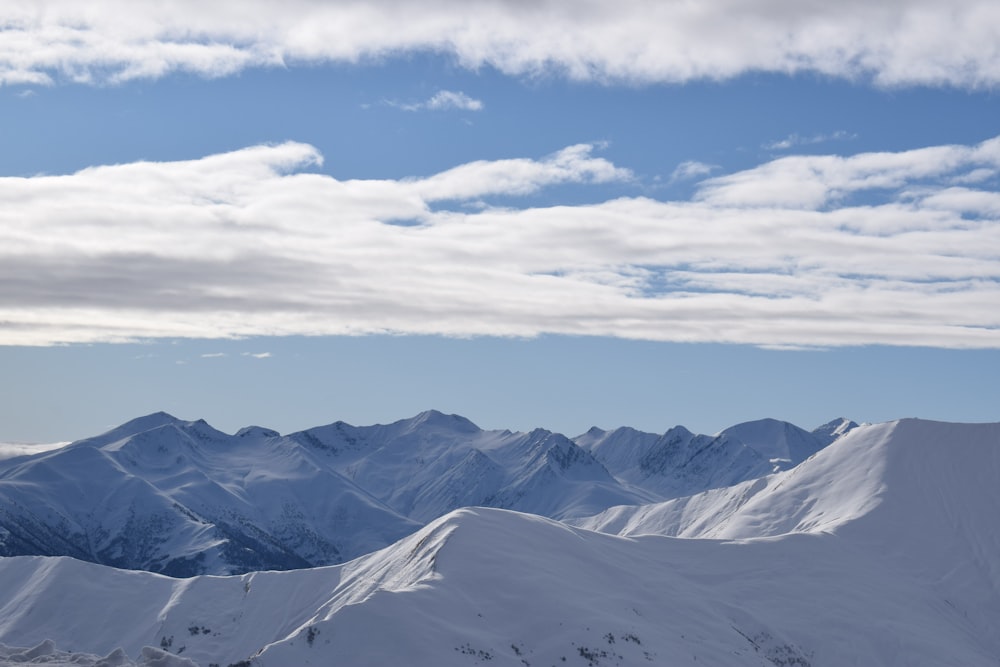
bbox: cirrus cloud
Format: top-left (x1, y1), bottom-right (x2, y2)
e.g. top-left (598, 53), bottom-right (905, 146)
top-left (1, 138), bottom-right (998, 349)
top-left (2, 1), bottom-right (1000, 88)
top-left (391, 90), bottom-right (484, 112)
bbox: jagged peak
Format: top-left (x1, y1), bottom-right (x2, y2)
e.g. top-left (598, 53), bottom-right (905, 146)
top-left (812, 417), bottom-right (861, 445)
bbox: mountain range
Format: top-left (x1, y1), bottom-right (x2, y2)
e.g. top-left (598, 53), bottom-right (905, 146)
top-left (0, 417), bottom-right (996, 666)
top-left (0, 411), bottom-right (855, 576)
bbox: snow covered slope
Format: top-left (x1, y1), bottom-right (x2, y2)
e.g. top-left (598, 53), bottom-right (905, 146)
top-left (1, 418), bottom-right (997, 667)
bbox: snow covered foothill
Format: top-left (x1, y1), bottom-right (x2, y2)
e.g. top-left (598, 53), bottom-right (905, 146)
top-left (0, 418), bottom-right (997, 666)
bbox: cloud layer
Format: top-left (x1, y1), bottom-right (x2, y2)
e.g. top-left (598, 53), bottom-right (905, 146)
top-left (2, 139), bottom-right (999, 348)
top-left (2, 1), bottom-right (1000, 88)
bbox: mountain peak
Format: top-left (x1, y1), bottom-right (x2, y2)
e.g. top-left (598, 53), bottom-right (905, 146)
top-left (74, 411), bottom-right (187, 447)
top-left (663, 424), bottom-right (694, 439)
top-left (718, 417), bottom-right (824, 467)
top-left (118, 411), bottom-right (184, 430)
top-left (812, 417), bottom-right (860, 445)
top-left (406, 409), bottom-right (481, 433)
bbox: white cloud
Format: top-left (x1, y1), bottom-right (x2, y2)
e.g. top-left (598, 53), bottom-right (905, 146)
top-left (242, 352), bottom-right (272, 358)
top-left (393, 90), bottom-right (484, 112)
top-left (0, 441), bottom-right (71, 460)
top-left (670, 161), bottom-right (717, 182)
top-left (2, 1), bottom-right (1000, 88)
top-left (764, 131), bottom-right (856, 151)
top-left (201, 352), bottom-right (227, 358)
top-left (1, 139), bottom-right (999, 349)
top-left (426, 91), bottom-right (482, 111)
top-left (411, 144), bottom-right (631, 200)
top-left (696, 139), bottom-right (1000, 209)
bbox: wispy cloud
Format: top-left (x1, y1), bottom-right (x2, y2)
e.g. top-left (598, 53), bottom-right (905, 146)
top-left (1, 139), bottom-right (999, 349)
top-left (391, 90), bottom-right (484, 112)
top-left (0, 441), bottom-right (70, 461)
top-left (201, 352), bottom-right (227, 358)
top-left (1, 2), bottom-right (999, 88)
top-left (242, 352), bottom-right (272, 359)
top-left (764, 131), bottom-right (856, 151)
top-left (670, 161), bottom-right (717, 182)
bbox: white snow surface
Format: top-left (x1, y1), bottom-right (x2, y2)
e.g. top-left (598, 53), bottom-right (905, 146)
top-left (1, 418), bottom-right (998, 666)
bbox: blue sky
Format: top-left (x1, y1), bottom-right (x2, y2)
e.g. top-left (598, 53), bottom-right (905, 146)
top-left (1, 1), bottom-right (999, 441)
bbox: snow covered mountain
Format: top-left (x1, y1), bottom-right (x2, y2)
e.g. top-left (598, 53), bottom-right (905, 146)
top-left (572, 417), bottom-right (836, 499)
top-left (2, 410), bottom-right (848, 577)
top-left (289, 410), bottom-right (653, 522)
top-left (576, 418), bottom-right (1000, 561)
top-left (810, 416), bottom-right (860, 446)
top-left (1, 418), bottom-right (998, 666)
top-left (0, 412), bottom-right (421, 575)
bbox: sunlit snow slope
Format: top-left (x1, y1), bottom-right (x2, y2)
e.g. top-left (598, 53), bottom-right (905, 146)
top-left (0, 419), bottom-right (997, 666)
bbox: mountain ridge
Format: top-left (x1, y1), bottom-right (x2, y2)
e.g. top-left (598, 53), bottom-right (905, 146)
top-left (0, 409), bottom-right (853, 576)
